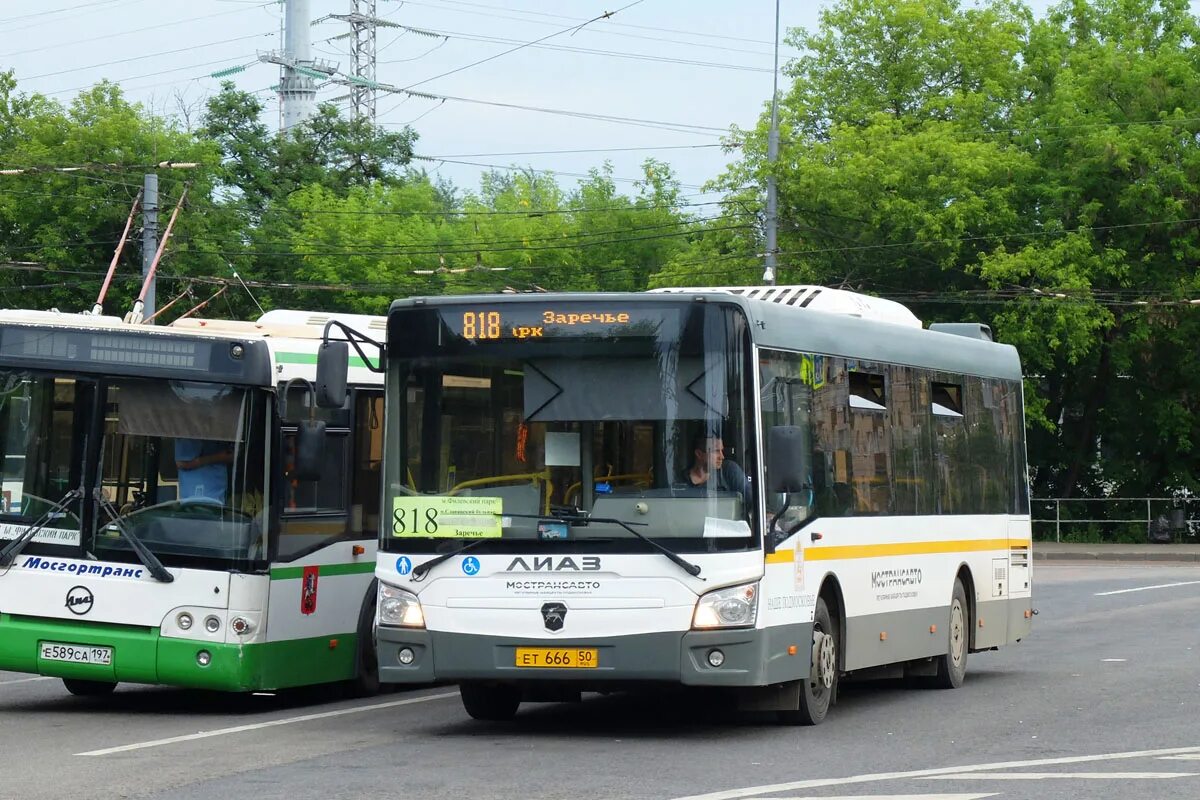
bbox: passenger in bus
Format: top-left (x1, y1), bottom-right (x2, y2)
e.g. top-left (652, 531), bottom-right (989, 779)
top-left (681, 432), bottom-right (749, 507)
top-left (175, 438), bottom-right (233, 505)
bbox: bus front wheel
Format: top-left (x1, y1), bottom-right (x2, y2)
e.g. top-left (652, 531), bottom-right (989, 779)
top-left (931, 578), bottom-right (969, 689)
top-left (779, 595), bottom-right (837, 725)
top-left (63, 678), bottom-right (117, 697)
top-left (460, 682), bottom-right (521, 721)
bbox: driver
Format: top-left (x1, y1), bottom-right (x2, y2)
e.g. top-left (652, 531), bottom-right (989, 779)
top-left (681, 431), bottom-right (749, 505)
top-left (175, 438), bottom-right (233, 504)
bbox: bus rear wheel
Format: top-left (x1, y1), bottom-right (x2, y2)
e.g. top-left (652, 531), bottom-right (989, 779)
top-left (779, 595), bottom-right (837, 725)
top-left (63, 678), bottom-right (117, 697)
top-left (931, 578), bottom-right (969, 689)
top-left (460, 682), bottom-right (521, 721)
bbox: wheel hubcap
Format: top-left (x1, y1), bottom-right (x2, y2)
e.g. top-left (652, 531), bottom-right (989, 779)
top-left (811, 629), bottom-right (836, 689)
top-left (949, 600), bottom-right (964, 664)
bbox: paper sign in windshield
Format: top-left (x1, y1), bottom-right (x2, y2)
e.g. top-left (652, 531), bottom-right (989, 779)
top-left (391, 496), bottom-right (503, 539)
top-left (0, 524), bottom-right (80, 546)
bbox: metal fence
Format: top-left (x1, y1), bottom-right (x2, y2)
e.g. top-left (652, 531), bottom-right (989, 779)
top-left (1032, 497), bottom-right (1200, 543)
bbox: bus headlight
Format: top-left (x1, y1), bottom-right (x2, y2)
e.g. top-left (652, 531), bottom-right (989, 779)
top-left (378, 582), bottom-right (425, 628)
top-left (692, 582), bottom-right (759, 629)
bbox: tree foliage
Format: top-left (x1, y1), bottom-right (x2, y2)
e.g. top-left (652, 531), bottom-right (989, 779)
top-left (720, 0), bottom-right (1200, 500)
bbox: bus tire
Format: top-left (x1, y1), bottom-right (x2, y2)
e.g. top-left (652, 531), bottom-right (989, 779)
top-left (460, 682), bottom-right (521, 721)
top-left (349, 580), bottom-right (381, 697)
top-left (931, 578), bottom-right (969, 689)
top-left (779, 595), bottom-right (837, 725)
top-left (62, 678), bottom-right (116, 697)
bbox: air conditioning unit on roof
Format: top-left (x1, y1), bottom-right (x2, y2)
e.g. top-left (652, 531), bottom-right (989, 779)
top-left (649, 285), bottom-right (922, 329)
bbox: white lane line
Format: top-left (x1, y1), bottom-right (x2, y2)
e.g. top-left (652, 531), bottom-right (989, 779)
top-left (765, 795), bottom-right (997, 800)
top-left (0, 676), bottom-right (54, 685)
top-left (1161, 755), bottom-right (1200, 761)
top-left (765, 795), bottom-right (998, 800)
top-left (669, 745), bottom-right (1200, 800)
top-left (923, 772), bottom-right (1197, 780)
top-left (77, 690), bottom-right (458, 756)
top-left (1095, 580), bottom-right (1200, 596)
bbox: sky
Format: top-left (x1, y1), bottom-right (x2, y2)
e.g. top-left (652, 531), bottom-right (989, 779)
top-left (3, 0), bottom-right (1064, 199)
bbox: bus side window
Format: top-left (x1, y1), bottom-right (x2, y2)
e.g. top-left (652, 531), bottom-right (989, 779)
top-left (351, 391), bottom-right (384, 536)
top-left (278, 430), bottom-right (350, 560)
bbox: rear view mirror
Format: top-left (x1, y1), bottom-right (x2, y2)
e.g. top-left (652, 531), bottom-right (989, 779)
top-left (315, 341), bottom-right (349, 408)
top-left (768, 425), bottom-right (808, 494)
top-left (292, 420), bottom-right (326, 482)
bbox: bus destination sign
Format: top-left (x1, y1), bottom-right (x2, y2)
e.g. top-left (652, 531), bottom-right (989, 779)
top-left (443, 306), bottom-right (671, 342)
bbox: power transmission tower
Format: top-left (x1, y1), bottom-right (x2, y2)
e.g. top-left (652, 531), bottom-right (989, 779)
top-left (327, 2), bottom-right (404, 123)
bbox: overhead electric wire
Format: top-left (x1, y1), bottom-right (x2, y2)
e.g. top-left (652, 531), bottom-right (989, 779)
top-left (424, 143), bottom-right (732, 158)
top-left (412, 0), bottom-right (788, 48)
top-left (20, 31), bottom-right (276, 82)
top-left (398, 0), bottom-right (787, 57)
top-left (397, 0), bottom-right (647, 92)
top-left (379, 25), bottom-right (773, 72)
top-left (0, 2), bottom-right (274, 58)
top-left (179, 222), bottom-right (752, 258)
top-left (412, 155), bottom-right (708, 189)
top-left (379, 88), bottom-right (727, 136)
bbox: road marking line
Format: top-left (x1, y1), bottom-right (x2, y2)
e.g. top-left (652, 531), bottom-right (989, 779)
top-left (764, 795), bottom-right (998, 800)
top-left (923, 772), bottom-right (1197, 780)
top-left (764, 795), bottom-right (997, 800)
top-left (1161, 755), bottom-right (1200, 761)
top-left (669, 745), bottom-right (1200, 800)
top-left (0, 676), bottom-right (54, 685)
top-left (76, 690), bottom-right (458, 756)
top-left (1095, 580), bottom-right (1200, 596)
top-left (1101, 658), bottom-right (1127, 662)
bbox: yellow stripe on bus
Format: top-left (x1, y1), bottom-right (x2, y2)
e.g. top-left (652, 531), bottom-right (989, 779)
top-left (765, 539), bottom-right (1031, 564)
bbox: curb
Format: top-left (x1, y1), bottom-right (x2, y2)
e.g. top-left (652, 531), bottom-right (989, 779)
top-left (1034, 551), bottom-right (1200, 562)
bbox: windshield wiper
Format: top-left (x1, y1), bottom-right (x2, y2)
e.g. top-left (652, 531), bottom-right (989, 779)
top-left (411, 539), bottom-right (489, 581)
top-left (506, 512), bottom-right (704, 579)
top-left (93, 490), bottom-right (174, 583)
top-left (0, 488), bottom-right (82, 567)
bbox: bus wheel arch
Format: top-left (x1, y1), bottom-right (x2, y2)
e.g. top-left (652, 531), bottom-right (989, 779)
top-left (955, 563), bottom-right (977, 651)
top-left (348, 578), bottom-right (381, 697)
top-left (931, 572), bottom-right (971, 690)
top-left (779, 575), bottom-right (843, 725)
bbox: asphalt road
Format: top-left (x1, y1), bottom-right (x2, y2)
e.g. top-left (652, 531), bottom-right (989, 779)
top-left (2, 562), bottom-right (1198, 800)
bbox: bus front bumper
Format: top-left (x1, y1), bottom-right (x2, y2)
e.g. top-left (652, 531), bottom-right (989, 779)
top-left (377, 624), bottom-right (810, 687)
top-left (0, 613), bottom-right (267, 690)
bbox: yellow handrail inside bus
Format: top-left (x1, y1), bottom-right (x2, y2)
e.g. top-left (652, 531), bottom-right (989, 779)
top-left (449, 470), bottom-right (554, 515)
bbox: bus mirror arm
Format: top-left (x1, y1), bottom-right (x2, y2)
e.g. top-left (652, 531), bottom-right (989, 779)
top-left (320, 321), bottom-right (385, 375)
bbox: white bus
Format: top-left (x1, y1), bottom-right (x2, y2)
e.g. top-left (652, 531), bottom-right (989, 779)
top-left (0, 308), bottom-right (388, 696)
top-left (318, 285), bottom-right (1032, 723)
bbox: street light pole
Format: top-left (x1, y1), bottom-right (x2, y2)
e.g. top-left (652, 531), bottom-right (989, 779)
top-left (762, 0), bottom-right (781, 286)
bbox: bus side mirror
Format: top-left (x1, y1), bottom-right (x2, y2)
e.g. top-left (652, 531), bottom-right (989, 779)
top-left (315, 341), bottom-right (349, 409)
top-left (768, 425), bottom-right (808, 494)
top-left (292, 420), bottom-right (326, 482)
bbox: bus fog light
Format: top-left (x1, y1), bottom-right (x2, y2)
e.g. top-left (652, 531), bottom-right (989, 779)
top-left (204, 616), bottom-right (221, 634)
top-left (196, 650), bottom-right (212, 667)
top-left (176, 612), bottom-right (193, 630)
top-left (397, 647), bottom-right (415, 665)
top-left (707, 649), bottom-right (725, 668)
top-left (692, 582), bottom-right (759, 629)
top-left (230, 616), bottom-right (253, 636)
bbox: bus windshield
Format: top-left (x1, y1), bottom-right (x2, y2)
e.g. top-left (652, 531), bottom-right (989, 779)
top-left (385, 301), bottom-right (758, 553)
top-left (92, 379), bottom-right (269, 568)
top-left (0, 371), bottom-right (86, 545)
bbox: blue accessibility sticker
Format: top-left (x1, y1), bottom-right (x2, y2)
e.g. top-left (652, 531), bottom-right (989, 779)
top-left (461, 556), bottom-right (481, 576)
top-left (396, 556), bottom-right (412, 575)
